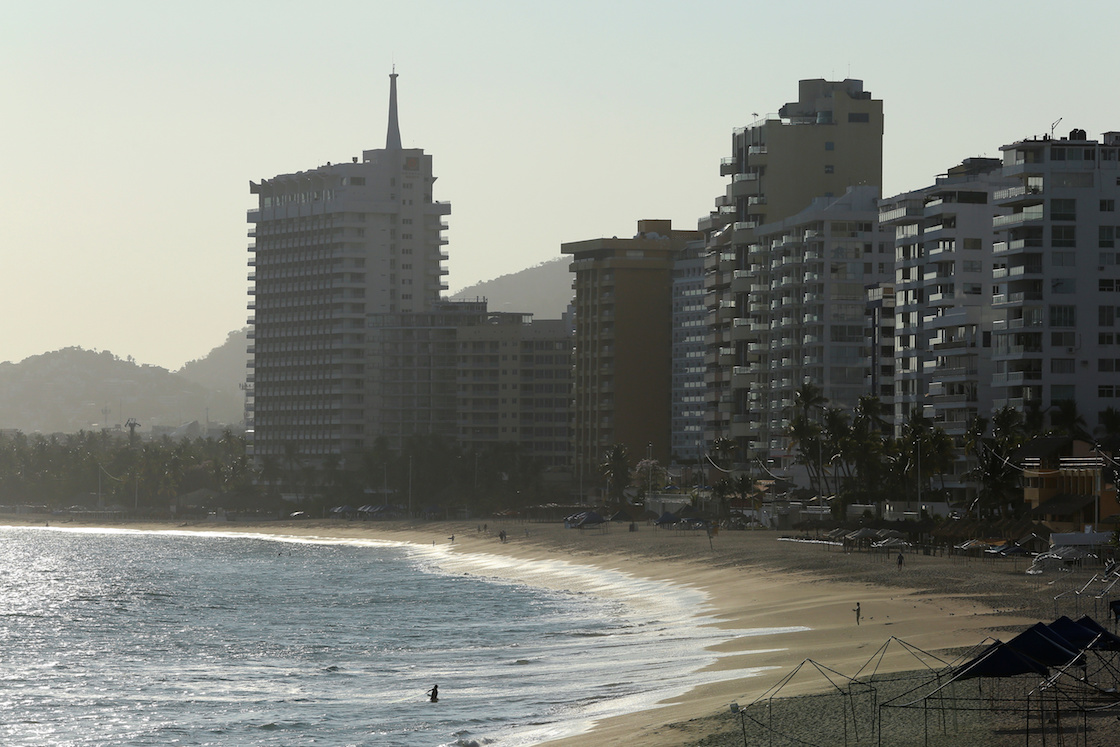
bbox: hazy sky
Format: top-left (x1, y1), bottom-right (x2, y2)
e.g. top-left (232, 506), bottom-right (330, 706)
top-left (3, 1), bottom-right (1119, 371)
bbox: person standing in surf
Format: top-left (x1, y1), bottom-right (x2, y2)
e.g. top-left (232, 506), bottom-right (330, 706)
top-left (427, 684), bottom-right (439, 702)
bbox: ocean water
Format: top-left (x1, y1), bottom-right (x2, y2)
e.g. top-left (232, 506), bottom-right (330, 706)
top-left (0, 525), bottom-right (797, 746)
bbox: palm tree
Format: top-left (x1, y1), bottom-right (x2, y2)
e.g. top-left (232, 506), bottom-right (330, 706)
top-left (1050, 399), bottom-right (1090, 442)
top-left (600, 443), bottom-right (632, 504)
top-left (848, 396), bottom-right (889, 503)
top-left (792, 382), bottom-right (827, 425)
top-left (963, 410), bottom-right (1025, 518)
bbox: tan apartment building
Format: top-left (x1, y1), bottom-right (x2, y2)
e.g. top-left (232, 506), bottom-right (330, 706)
top-left (702, 79), bottom-right (884, 466)
top-left (563, 220), bottom-right (701, 492)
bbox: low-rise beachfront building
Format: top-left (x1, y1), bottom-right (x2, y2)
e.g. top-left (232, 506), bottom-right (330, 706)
top-left (456, 313), bottom-right (573, 472)
top-left (1019, 438), bottom-right (1119, 532)
top-left (365, 301), bottom-right (488, 452)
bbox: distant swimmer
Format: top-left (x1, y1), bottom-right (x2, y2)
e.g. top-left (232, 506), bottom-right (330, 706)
top-left (427, 684), bottom-right (439, 703)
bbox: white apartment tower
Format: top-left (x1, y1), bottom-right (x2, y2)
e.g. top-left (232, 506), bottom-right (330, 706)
top-left (881, 159), bottom-right (1012, 434)
top-left (993, 129), bottom-right (1120, 426)
top-left (246, 72), bottom-right (451, 461)
top-left (742, 187), bottom-right (893, 456)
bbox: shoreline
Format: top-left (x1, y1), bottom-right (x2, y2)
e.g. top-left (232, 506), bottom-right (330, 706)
top-left (5, 516), bottom-right (1090, 746)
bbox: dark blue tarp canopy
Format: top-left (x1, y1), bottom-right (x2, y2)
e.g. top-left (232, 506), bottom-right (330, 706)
top-left (655, 511), bottom-right (678, 526)
top-left (954, 641), bottom-right (1050, 680)
top-left (1006, 623), bottom-right (1082, 667)
top-left (566, 511), bottom-right (605, 527)
top-left (1075, 615), bottom-right (1120, 648)
top-left (1048, 615), bottom-right (1120, 651)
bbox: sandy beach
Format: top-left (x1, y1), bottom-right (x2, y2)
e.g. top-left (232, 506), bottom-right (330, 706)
top-left (8, 515), bottom-right (1113, 745)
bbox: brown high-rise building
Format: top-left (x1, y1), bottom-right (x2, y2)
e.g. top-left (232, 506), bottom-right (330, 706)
top-left (563, 220), bottom-right (701, 493)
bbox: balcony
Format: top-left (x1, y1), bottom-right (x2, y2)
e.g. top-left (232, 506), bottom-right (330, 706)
top-left (1007, 264), bottom-right (1042, 277)
top-left (879, 204), bottom-right (923, 223)
top-left (993, 210), bottom-right (1044, 229)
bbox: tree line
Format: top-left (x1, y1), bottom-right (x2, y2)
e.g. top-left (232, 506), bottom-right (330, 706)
top-left (0, 430), bottom-right (555, 518)
top-left (597, 383), bottom-right (1120, 522)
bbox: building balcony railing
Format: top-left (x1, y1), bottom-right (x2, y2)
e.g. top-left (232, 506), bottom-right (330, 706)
top-left (992, 210), bottom-right (1043, 229)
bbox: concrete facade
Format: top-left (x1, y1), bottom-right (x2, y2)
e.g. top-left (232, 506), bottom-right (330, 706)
top-left (702, 80), bottom-right (884, 466)
top-left (456, 314), bottom-right (573, 470)
top-left (993, 130), bottom-right (1120, 428)
top-left (564, 219), bottom-right (701, 487)
top-left (247, 73), bottom-right (450, 461)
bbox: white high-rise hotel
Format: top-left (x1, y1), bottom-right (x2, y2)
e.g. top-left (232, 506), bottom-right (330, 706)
top-left (246, 73), bottom-right (450, 461)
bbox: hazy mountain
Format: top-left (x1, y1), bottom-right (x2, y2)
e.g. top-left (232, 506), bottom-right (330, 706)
top-left (177, 328), bottom-right (249, 395)
top-left (0, 347), bottom-right (242, 435)
top-left (0, 259), bottom-right (571, 436)
top-left (452, 258), bottom-right (572, 318)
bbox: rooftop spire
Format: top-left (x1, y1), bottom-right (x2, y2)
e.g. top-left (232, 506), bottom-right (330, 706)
top-left (386, 67), bottom-right (402, 150)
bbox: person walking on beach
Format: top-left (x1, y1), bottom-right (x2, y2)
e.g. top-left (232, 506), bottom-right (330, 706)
top-left (897, 551), bottom-right (905, 570)
top-left (427, 684), bottom-right (439, 702)
top-left (853, 602), bottom-right (861, 625)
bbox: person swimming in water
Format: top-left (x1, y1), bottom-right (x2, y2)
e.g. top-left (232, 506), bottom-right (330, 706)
top-left (427, 684), bottom-right (439, 702)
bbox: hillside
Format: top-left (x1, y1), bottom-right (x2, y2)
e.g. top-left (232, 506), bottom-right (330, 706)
top-left (176, 328), bottom-right (249, 395)
top-left (452, 258), bottom-right (572, 318)
top-left (0, 348), bottom-right (242, 434)
top-left (0, 260), bottom-right (570, 436)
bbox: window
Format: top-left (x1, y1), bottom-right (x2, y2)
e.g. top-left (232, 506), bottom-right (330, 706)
top-left (1102, 226), bottom-right (1116, 248)
top-left (1052, 251), bottom-right (1076, 266)
top-left (1051, 278), bottom-right (1076, 293)
top-left (1101, 333), bottom-right (1116, 345)
top-left (1100, 359), bottom-right (1117, 373)
top-left (1101, 385), bottom-right (1117, 398)
top-left (825, 141), bottom-right (834, 151)
top-left (1051, 199), bottom-right (1076, 220)
top-left (1103, 199), bottom-right (1116, 212)
top-left (963, 237), bottom-right (982, 251)
top-left (1052, 331), bottom-right (1077, 346)
top-left (1051, 359), bottom-right (1075, 374)
top-left (824, 165), bottom-right (834, 174)
top-left (963, 260), bottom-right (983, 273)
top-left (1052, 385), bottom-right (1076, 402)
top-left (1101, 306), bottom-right (1117, 327)
top-left (1052, 226), bottom-right (1076, 247)
top-left (1101, 279), bottom-right (1117, 292)
top-left (1050, 305), bottom-right (1077, 327)
top-left (848, 112), bottom-right (870, 123)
